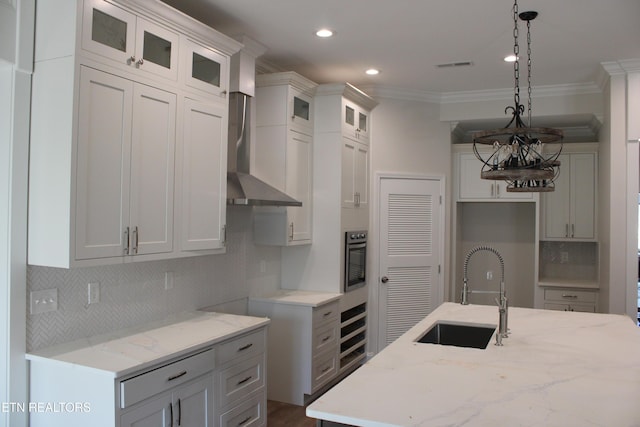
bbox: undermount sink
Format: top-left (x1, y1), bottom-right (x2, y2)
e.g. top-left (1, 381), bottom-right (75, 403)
top-left (416, 322), bottom-right (496, 349)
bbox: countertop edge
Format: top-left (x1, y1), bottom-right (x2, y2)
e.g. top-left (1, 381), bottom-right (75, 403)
top-left (26, 312), bottom-right (270, 379)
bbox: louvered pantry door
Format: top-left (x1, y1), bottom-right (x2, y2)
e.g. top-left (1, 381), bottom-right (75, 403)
top-left (378, 177), bottom-right (442, 348)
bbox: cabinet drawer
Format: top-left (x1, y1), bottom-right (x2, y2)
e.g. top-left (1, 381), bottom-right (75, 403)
top-left (120, 347), bottom-right (214, 408)
top-left (219, 391), bottom-right (265, 427)
top-left (218, 329), bottom-right (265, 366)
top-left (312, 321), bottom-right (339, 355)
top-left (544, 302), bottom-right (596, 313)
top-left (218, 354), bottom-right (265, 408)
top-left (544, 289), bottom-right (597, 303)
top-left (311, 350), bottom-right (338, 392)
top-left (313, 301), bottom-right (339, 325)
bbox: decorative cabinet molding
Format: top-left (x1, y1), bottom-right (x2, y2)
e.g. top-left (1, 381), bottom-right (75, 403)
top-left (28, 0), bottom-right (240, 267)
top-left (541, 146), bottom-right (598, 241)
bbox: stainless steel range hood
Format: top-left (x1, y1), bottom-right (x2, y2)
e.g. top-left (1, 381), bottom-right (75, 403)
top-left (227, 91), bottom-right (302, 206)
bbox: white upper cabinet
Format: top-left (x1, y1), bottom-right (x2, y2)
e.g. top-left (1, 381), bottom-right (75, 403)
top-left (456, 150), bottom-right (534, 201)
top-left (178, 98), bottom-right (227, 251)
top-left (75, 66), bottom-right (175, 261)
top-left (183, 38), bottom-right (228, 99)
top-left (342, 99), bottom-right (370, 144)
top-left (28, 0), bottom-right (241, 267)
top-left (542, 148), bottom-right (597, 241)
top-left (253, 72), bottom-right (317, 246)
top-left (341, 138), bottom-right (369, 209)
top-left (82, 0), bottom-right (180, 81)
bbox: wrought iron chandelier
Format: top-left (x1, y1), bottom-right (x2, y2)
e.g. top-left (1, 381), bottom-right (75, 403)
top-left (472, 1), bottom-right (563, 192)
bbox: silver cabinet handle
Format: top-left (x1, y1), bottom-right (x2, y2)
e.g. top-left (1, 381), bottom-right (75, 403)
top-left (565, 224), bottom-right (569, 238)
top-left (496, 183), bottom-right (500, 197)
top-left (169, 402), bottom-right (174, 427)
top-left (561, 294), bottom-right (578, 299)
top-left (323, 310), bottom-right (333, 318)
top-left (571, 224), bottom-right (575, 238)
top-left (322, 335), bottom-right (331, 342)
top-left (289, 222), bottom-right (294, 241)
top-left (222, 225), bottom-right (227, 246)
top-left (132, 226), bottom-right (138, 254)
top-left (123, 227), bottom-right (130, 254)
top-left (177, 398), bottom-right (181, 426)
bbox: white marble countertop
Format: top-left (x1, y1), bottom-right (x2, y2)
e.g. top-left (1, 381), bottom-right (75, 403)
top-left (26, 311), bottom-right (269, 378)
top-left (248, 289), bottom-right (342, 307)
top-left (307, 302), bottom-right (640, 426)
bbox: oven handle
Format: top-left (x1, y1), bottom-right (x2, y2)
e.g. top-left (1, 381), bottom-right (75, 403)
top-left (348, 242), bottom-right (367, 250)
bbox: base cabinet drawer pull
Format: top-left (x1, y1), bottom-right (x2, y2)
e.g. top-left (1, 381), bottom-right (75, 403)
top-left (323, 311), bottom-right (332, 318)
top-left (322, 335), bottom-right (331, 343)
top-left (238, 343), bottom-right (253, 352)
top-left (238, 415), bottom-right (252, 426)
top-left (562, 294), bottom-right (578, 299)
top-left (167, 370), bottom-right (187, 381)
top-left (237, 375), bottom-right (253, 385)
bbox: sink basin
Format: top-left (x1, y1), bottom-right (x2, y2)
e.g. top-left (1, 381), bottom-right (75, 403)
top-left (416, 322), bottom-right (496, 349)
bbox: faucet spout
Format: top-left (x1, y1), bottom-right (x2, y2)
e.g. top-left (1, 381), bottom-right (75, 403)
top-left (460, 245), bottom-right (509, 344)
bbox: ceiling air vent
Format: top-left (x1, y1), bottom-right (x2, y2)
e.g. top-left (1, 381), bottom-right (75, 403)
top-left (436, 61), bottom-right (474, 68)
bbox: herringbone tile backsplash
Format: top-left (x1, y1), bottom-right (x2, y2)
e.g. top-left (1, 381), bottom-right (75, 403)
top-left (26, 207), bottom-right (281, 351)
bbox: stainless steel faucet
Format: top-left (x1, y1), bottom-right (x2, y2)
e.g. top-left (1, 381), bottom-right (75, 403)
top-left (461, 246), bottom-right (509, 346)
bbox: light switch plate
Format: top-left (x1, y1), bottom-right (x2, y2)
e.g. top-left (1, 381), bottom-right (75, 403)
top-left (164, 271), bottom-right (174, 290)
top-left (88, 282), bottom-right (100, 304)
top-left (30, 288), bottom-right (58, 314)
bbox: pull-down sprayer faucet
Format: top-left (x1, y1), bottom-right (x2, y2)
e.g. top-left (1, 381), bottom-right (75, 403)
top-left (461, 246), bottom-right (509, 346)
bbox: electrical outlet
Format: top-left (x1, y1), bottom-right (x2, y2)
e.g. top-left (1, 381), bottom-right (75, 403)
top-left (259, 260), bottom-right (267, 273)
top-left (560, 251), bottom-right (569, 264)
top-left (165, 271), bottom-right (174, 290)
top-left (486, 270), bottom-right (493, 280)
top-left (88, 282), bottom-right (100, 305)
top-left (30, 289), bottom-right (58, 314)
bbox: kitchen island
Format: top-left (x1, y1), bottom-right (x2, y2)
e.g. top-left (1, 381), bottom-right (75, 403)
top-left (306, 302), bottom-right (640, 426)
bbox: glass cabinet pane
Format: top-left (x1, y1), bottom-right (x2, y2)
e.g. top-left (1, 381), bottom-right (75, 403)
top-left (293, 96), bottom-right (310, 120)
top-left (192, 52), bottom-right (221, 87)
top-left (345, 105), bottom-right (355, 126)
top-left (143, 31), bottom-right (172, 69)
top-left (358, 112), bottom-right (367, 132)
top-left (91, 8), bottom-right (128, 52)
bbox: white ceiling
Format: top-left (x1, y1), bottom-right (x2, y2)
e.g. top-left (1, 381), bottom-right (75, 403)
top-left (162, 0), bottom-right (640, 138)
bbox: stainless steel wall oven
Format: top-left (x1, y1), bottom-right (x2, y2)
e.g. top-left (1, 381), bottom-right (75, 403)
top-left (344, 230), bottom-right (367, 292)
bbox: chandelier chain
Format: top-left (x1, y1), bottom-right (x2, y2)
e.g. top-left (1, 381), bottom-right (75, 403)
top-left (526, 18), bottom-right (532, 128)
top-left (512, 1), bottom-right (520, 108)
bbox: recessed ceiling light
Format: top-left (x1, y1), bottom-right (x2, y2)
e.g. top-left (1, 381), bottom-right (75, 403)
top-left (365, 68), bottom-right (380, 76)
top-left (316, 29), bottom-right (334, 38)
top-left (504, 55), bottom-right (518, 62)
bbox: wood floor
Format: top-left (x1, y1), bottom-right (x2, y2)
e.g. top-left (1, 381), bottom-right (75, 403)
top-left (267, 400), bottom-right (317, 427)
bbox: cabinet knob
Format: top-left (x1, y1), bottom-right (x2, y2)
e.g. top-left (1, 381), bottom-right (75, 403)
top-left (136, 58), bottom-right (144, 67)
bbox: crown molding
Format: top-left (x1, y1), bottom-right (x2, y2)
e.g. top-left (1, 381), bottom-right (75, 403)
top-left (358, 84), bottom-right (442, 103)
top-left (439, 82), bottom-right (601, 104)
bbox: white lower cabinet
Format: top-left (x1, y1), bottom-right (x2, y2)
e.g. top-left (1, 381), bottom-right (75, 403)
top-left (542, 287), bottom-right (598, 312)
top-left (28, 323), bottom-right (268, 427)
top-left (120, 374), bottom-right (214, 427)
top-left (248, 294), bottom-right (340, 406)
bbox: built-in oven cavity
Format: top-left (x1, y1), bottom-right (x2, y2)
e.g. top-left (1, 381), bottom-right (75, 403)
top-left (344, 231), bottom-right (367, 292)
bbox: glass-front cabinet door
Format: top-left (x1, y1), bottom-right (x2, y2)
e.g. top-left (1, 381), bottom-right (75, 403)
top-left (83, 0), bottom-right (136, 63)
top-left (184, 39), bottom-right (228, 98)
top-left (134, 18), bottom-right (179, 80)
top-left (83, 0), bottom-right (179, 80)
top-left (288, 88), bottom-right (313, 134)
